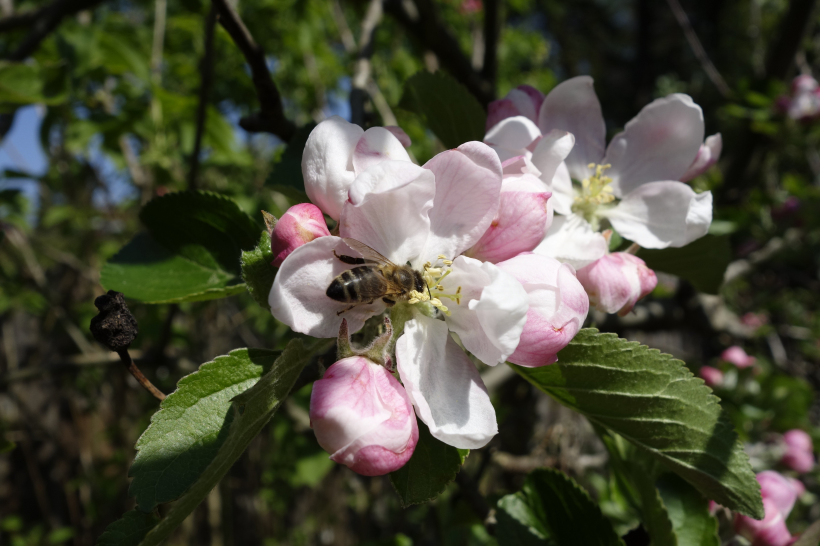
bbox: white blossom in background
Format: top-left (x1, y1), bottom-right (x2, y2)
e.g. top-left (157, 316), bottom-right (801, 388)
top-left (485, 76), bottom-right (715, 271)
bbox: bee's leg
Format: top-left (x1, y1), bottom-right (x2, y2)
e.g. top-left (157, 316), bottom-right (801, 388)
top-left (333, 251), bottom-right (365, 265)
top-left (336, 304), bottom-right (358, 316)
top-left (382, 298), bottom-right (396, 307)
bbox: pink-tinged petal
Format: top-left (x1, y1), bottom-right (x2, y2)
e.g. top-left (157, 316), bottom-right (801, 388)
top-left (352, 127), bottom-right (412, 174)
top-left (421, 142), bottom-right (503, 261)
top-left (576, 253), bottom-right (657, 316)
top-left (602, 182), bottom-right (712, 249)
top-left (604, 94), bottom-right (704, 196)
top-left (270, 203), bottom-right (331, 267)
top-left (302, 116), bottom-right (364, 220)
top-left (396, 315), bottom-right (498, 449)
top-left (486, 98), bottom-right (521, 132)
top-left (734, 498), bottom-right (794, 546)
top-left (497, 254), bottom-right (589, 367)
top-left (342, 160), bottom-right (435, 265)
top-left (269, 236), bottom-right (384, 338)
top-left (468, 191), bottom-right (551, 263)
top-left (530, 130), bottom-right (575, 189)
top-left (757, 471), bottom-right (801, 518)
top-left (699, 366), bottom-right (724, 387)
top-left (538, 76), bottom-right (606, 180)
top-left (384, 126), bottom-right (412, 147)
top-left (680, 133), bottom-right (723, 182)
top-left (534, 214), bottom-right (609, 269)
top-left (721, 346), bottom-right (756, 368)
top-left (442, 256), bottom-right (529, 366)
top-left (310, 356), bottom-right (418, 476)
top-left (484, 116), bottom-right (542, 162)
top-left (550, 163), bottom-right (575, 215)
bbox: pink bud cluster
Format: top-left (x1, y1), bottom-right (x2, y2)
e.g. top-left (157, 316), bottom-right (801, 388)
top-left (734, 471), bottom-right (804, 546)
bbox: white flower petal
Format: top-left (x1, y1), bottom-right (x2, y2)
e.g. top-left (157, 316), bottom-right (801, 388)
top-left (604, 94), bottom-right (705, 196)
top-left (601, 182), bottom-right (713, 248)
top-left (301, 116), bottom-right (364, 220)
top-left (530, 130), bottom-right (575, 189)
top-left (533, 214), bottom-right (609, 269)
top-left (341, 160), bottom-right (435, 264)
top-left (442, 256), bottom-right (528, 366)
top-left (538, 76), bottom-right (606, 180)
top-left (396, 315), bottom-right (498, 449)
top-left (352, 127), bottom-right (412, 174)
top-left (420, 142), bottom-right (503, 262)
top-left (269, 236), bottom-right (384, 338)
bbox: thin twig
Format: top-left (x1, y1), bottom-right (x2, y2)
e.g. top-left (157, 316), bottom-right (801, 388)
top-left (665, 0), bottom-right (730, 98)
top-left (117, 348), bottom-right (166, 401)
top-left (383, 0), bottom-right (494, 106)
top-left (189, 4), bottom-right (217, 190)
top-left (350, 0), bottom-right (383, 127)
top-left (212, 0), bottom-right (296, 141)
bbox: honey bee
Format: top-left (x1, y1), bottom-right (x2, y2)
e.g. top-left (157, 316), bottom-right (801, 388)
top-left (326, 238), bottom-right (426, 315)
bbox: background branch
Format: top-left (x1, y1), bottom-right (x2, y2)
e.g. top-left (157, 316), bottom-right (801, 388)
top-left (212, 0), bottom-right (296, 141)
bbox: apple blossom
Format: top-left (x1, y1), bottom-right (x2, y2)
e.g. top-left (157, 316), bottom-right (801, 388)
top-left (310, 355), bottom-right (418, 476)
top-left (734, 471), bottom-right (802, 546)
top-left (699, 366), bottom-right (724, 388)
top-left (780, 429), bottom-right (815, 473)
top-left (721, 346), bottom-right (756, 368)
top-left (485, 76), bottom-right (713, 270)
top-left (496, 253), bottom-right (589, 367)
top-left (273, 125), bottom-right (533, 449)
top-left (270, 203), bottom-right (331, 267)
top-left (680, 133), bottom-right (723, 182)
top-left (575, 252), bottom-right (658, 316)
top-left (301, 116), bottom-right (412, 220)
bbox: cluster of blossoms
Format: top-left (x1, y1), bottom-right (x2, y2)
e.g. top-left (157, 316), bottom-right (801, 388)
top-left (776, 75), bottom-right (820, 121)
top-left (266, 76), bottom-right (719, 476)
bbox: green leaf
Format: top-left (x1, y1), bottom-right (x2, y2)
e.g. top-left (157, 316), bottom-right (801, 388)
top-left (399, 71), bottom-right (486, 148)
top-left (240, 231), bottom-right (276, 310)
top-left (265, 123), bottom-right (316, 193)
top-left (389, 420), bottom-right (463, 507)
top-left (97, 339), bottom-right (328, 546)
top-left (96, 510), bottom-right (159, 546)
top-left (656, 474), bottom-right (720, 546)
top-left (638, 234), bottom-right (730, 295)
top-left (100, 233), bottom-right (247, 304)
top-left (101, 191), bottom-right (260, 303)
top-left (511, 329), bottom-right (764, 519)
top-left (496, 468), bottom-right (625, 546)
top-left (128, 347), bottom-right (282, 510)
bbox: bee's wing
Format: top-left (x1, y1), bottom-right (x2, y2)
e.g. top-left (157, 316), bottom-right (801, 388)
top-left (341, 238), bottom-right (396, 266)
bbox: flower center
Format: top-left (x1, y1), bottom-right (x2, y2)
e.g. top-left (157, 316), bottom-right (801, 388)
top-left (407, 255), bottom-right (462, 316)
top-left (572, 163), bottom-right (615, 223)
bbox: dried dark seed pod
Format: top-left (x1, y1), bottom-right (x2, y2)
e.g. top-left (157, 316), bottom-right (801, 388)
top-left (89, 290), bottom-right (138, 351)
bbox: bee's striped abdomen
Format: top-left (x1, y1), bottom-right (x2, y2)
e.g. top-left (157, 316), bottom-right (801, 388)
top-left (326, 266), bottom-right (385, 303)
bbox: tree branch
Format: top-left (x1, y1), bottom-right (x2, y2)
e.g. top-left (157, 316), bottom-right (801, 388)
top-left (383, 0), bottom-right (495, 106)
top-left (189, 4), bottom-right (217, 190)
top-left (665, 0), bottom-right (730, 98)
top-left (350, 0), bottom-right (383, 127)
top-left (212, 0), bottom-right (295, 141)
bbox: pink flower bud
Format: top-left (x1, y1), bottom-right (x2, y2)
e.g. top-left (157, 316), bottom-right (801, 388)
top-left (757, 471), bottom-right (801, 517)
top-left (734, 498), bottom-right (794, 546)
top-left (309, 356), bottom-right (419, 476)
top-left (699, 366), bottom-right (724, 388)
top-left (496, 253), bottom-right (589, 367)
top-left (575, 253), bottom-right (658, 316)
top-left (680, 133), bottom-right (722, 182)
top-left (721, 346), bottom-right (756, 369)
top-left (468, 191), bottom-right (551, 263)
top-left (271, 203), bottom-right (331, 267)
top-left (781, 430), bottom-right (815, 473)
